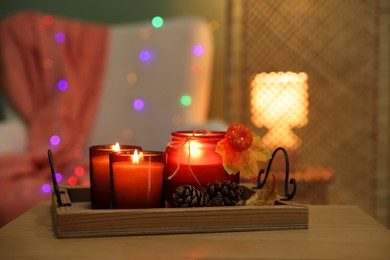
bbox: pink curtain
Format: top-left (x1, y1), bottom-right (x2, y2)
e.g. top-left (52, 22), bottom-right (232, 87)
top-left (0, 11), bottom-right (108, 226)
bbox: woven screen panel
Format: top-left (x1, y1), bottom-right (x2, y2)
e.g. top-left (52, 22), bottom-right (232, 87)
top-left (230, 0), bottom-right (379, 214)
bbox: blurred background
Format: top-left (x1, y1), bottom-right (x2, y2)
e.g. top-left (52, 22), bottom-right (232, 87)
top-left (0, 0), bottom-right (389, 229)
top-left (0, 0), bottom-right (227, 120)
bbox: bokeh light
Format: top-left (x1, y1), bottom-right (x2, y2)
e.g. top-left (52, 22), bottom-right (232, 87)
top-left (41, 184), bottom-right (51, 193)
top-left (55, 173), bottom-right (63, 182)
top-left (57, 79), bottom-right (68, 91)
top-left (138, 49), bottom-right (154, 63)
top-left (191, 64), bottom-right (202, 75)
top-left (192, 45), bottom-right (204, 56)
top-left (55, 32), bottom-right (66, 43)
top-left (138, 28), bottom-right (151, 39)
top-left (172, 115), bottom-right (183, 125)
top-left (74, 166), bottom-right (85, 177)
top-left (122, 128), bottom-right (134, 139)
top-left (68, 176), bottom-right (78, 186)
top-left (209, 20), bottom-right (220, 31)
top-left (181, 95), bottom-right (192, 106)
top-left (133, 99), bottom-right (145, 111)
top-left (127, 73), bottom-right (137, 84)
top-left (42, 15), bottom-right (54, 26)
top-left (50, 135), bottom-right (61, 146)
top-left (152, 16), bottom-right (164, 28)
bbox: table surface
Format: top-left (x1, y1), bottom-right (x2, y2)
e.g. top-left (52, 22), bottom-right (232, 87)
top-left (0, 203), bottom-right (389, 259)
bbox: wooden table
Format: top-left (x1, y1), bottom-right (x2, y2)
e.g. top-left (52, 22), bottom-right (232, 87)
top-left (0, 203), bottom-right (389, 259)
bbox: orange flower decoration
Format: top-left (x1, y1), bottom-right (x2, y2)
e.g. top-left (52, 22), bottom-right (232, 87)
top-left (216, 124), bottom-right (271, 179)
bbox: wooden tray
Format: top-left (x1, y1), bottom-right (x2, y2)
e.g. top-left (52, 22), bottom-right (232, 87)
top-left (52, 186), bottom-right (309, 238)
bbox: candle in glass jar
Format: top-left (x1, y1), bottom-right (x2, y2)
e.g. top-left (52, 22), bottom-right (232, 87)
top-left (89, 143), bottom-right (141, 209)
top-left (110, 150), bottom-right (165, 209)
top-left (165, 131), bottom-right (239, 206)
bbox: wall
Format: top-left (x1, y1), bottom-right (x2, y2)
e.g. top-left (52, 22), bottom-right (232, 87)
top-left (0, 0), bottom-right (227, 120)
top-left (377, 0), bottom-right (390, 227)
top-left (226, 0), bottom-right (390, 228)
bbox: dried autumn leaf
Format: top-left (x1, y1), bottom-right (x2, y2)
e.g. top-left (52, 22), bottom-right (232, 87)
top-left (215, 127), bottom-right (271, 179)
top-left (245, 174), bottom-right (278, 206)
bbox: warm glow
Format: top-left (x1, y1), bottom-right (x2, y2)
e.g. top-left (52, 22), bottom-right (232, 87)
top-left (112, 142), bottom-right (120, 152)
top-left (186, 141), bottom-right (202, 159)
top-left (132, 149), bottom-right (144, 164)
top-left (250, 72), bottom-right (309, 149)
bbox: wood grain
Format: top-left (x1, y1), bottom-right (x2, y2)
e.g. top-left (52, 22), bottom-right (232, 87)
top-left (1, 203), bottom-right (389, 259)
top-left (52, 186), bottom-right (308, 238)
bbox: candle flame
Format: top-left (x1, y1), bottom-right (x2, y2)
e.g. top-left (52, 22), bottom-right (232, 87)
top-left (111, 142), bottom-right (121, 152)
top-left (187, 141), bottom-right (202, 158)
top-left (132, 149), bottom-right (143, 164)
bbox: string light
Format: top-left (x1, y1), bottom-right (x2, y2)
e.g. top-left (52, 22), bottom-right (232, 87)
top-left (55, 173), bottom-right (63, 182)
top-left (180, 95), bottom-right (192, 106)
top-left (41, 184), bottom-right (51, 193)
top-left (209, 20), bottom-right (220, 31)
top-left (68, 176), bottom-right (78, 186)
top-left (138, 49), bottom-right (154, 63)
top-left (35, 15), bottom-right (210, 194)
top-left (151, 16), bottom-right (164, 28)
top-left (57, 79), bottom-right (68, 91)
top-left (122, 128), bottom-right (134, 139)
top-left (138, 28), bottom-right (151, 39)
top-left (191, 64), bottom-right (201, 75)
top-left (192, 45), bottom-right (204, 56)
top-left (126, 73), bottom-right (137, 84)
top-left (55, 32), bottom-right (66, 43)
top-left (74, 166), bottom-right (85, 177)
top-left (42, 15), bottom-right (54, 26)
top-left (133, 99), bottom-right (145, 111)
top-left (50, 135), bottom-right (61, 146)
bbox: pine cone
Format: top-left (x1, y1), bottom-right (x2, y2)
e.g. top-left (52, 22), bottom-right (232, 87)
top-left (203, 180), bottom-right (244, 206)
top-left (172, 185), bottom-right (208, 207)
top-left (207, 195), bottom-right (224, 207)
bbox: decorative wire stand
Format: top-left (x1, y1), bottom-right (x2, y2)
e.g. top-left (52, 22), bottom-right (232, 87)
top-left (254, 147), bottom-right (297, 201)
top-left (48, 147), bottom-right (296, 207)
top-left (48, 149), bottom-right (72, 207)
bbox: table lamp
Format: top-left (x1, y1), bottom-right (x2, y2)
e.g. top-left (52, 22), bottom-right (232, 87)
top-left (250, 71), bottom-right (309, 150)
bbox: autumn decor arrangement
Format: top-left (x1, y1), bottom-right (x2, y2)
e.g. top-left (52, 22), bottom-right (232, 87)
top-left (49, 123), bottom-right (307, 238)
top-left (216, 123), bottom-right (271, 178)
top-left (170, 123), bottom-right (288, 208)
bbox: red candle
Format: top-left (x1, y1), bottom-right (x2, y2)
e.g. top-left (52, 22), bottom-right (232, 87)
top-left (89, 143), bottom-right (141, 209)
top-left (110, 150), bottom-right (165, 209)
top-left (165, 131), bottom-right (239, 206)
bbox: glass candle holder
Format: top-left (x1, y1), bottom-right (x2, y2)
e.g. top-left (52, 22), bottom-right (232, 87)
top-left (89, 144), bottom-right (141, 209)
top-left (110, 150), bottom-right (166, 209)
top-left (165, 131), bottom-right (239, 206)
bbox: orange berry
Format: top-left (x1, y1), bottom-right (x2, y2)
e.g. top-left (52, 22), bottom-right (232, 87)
top-left (226, 124), bottom-right (253, 151)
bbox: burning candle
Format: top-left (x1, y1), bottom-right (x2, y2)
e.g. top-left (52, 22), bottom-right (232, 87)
top-left (165, 131), bottom-right (239, 206)
top-left (110, 150), bottom-right (165, 209)
top-left (89, 143), bottom-right (141, 209)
